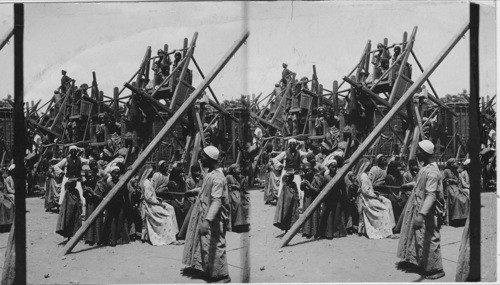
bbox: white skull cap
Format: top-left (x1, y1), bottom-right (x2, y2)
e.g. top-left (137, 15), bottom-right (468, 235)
top-left (418, 140), bottom-right (434, 155)
top-left (203, 146), bottom-right (219, 161)
top-left (288, 138), bottom-right (297, 144)
top-left (69, 145), bottom-right (78, 151)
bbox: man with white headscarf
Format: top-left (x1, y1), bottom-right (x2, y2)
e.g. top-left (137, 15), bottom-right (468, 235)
top-left (272, 138), bottom-right (312, 209)
top-left (54, 145), bottom-right (89, 207)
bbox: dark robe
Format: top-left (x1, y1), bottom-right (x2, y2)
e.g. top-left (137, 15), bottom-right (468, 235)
top-left (319, 174), bottom-right (347, 238)
top-left (83, 180), bottom-right (104, 244)
top-left (344, 172), bottom-right (359, 231)
top-left (165, 180), bottom-right (190, 230)
top-left (443, 169), bottom-right (469, 223)
top-left (44, 170), bottom-right (62, 211)
top-left (56, 185), bottom-right (82, 238)
top-left (273, 177), bottom-right (300, 231)
top-left (178, 176), bottom-right (201, 240)
top-left (302, 174), bottom-right (325, 237)
top-left (226, 174), bottom-right (250, 233)
top-left (384, 174), bottom-right (405, 224)
top-left (101, 178), bottom-right (130, 246)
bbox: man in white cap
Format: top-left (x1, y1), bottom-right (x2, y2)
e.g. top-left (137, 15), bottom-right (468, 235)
top-left (397, 140), bottom-right (445, 280)
top-left (54, 145), bottom-right (89, 207)
top-left (182, 145), bottom-right (231, 283)
top-left (273, 138), bottom-right (312, 208)
top-left (459, 159), bottom-right (470, 194)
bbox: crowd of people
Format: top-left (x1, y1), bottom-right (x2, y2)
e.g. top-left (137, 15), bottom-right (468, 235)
top-left (259, 137), bottom-right (472, 280)
top-left (29, 142), bottom-right (248, 282)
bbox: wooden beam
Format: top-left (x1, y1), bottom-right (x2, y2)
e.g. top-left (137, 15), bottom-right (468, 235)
top-left (399, 74), bottom-right (458, 116)
top-left (388, 26), bottom-right (417, 105)
top-left (170, 32), bottom-right (198, 110)
top-left (60, 30), bottom-right (249, 256)
top-left (250, 112), bottom-right (280, 130)
top-left (192, 56), bottom-right (220, 105)
top-left (279, 22), bottom-right (469, 248)
top-left (123, 82), bottom-right (189, 126)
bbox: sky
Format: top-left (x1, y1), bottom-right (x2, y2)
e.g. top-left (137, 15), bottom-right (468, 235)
top-left (0, 1), bottom-right (496, 105)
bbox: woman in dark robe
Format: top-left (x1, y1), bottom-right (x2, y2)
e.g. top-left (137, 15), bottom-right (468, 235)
top-left (226, 164), bottom-right (250, 233)
top-left (165, 167), bottom-right (191, 230)
top-left (82, 170), bottom-right (104, 246)
top-left (273, 171), bottom-right (300, 232)
top-left (101, 166), bottom-right (130, 246)
top-left (301, 162), bottom-right (325, 238)
top-left (383, 160), bottom-right (405, 223)
top-left (443, 158), bottom-right (469, 224)
top-left (319, 159), bottom-right (348, 239)
top-left (56, 179), bottom-right (82, 240)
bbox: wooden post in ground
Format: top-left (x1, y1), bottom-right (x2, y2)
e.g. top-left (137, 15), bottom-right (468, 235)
top-left (8, 4), bottom-right (26, 285)
top-left (279, 22), bottom-right (469, 248)
top-left (60, 30), bottom-right (250, 256)
top-left (468, 4), bottom-right (481, 280)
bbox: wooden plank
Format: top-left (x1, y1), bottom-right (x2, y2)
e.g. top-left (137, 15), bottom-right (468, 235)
top-left (279, 22), bottom-right (469, 248)
top-left (60, 30), bottom-right (250, 256)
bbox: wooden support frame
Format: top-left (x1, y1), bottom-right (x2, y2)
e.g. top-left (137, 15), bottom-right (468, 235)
top-left (279, 22), bottom-right (469, 248)
top-left (60, 30), bottom-right (249, 256)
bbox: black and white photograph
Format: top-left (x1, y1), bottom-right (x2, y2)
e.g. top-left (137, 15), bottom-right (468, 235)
top-left (0, 0), bottom-right (496, 283)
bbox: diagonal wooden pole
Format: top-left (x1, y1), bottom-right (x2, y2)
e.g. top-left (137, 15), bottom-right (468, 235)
top-left (279, 22), bottom-right (469, 248)
top-left (60, 30), bottom-right (249, 256)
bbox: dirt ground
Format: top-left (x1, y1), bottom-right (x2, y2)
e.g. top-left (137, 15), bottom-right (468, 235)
top-left (0, 190), bottom-right (496, 284)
